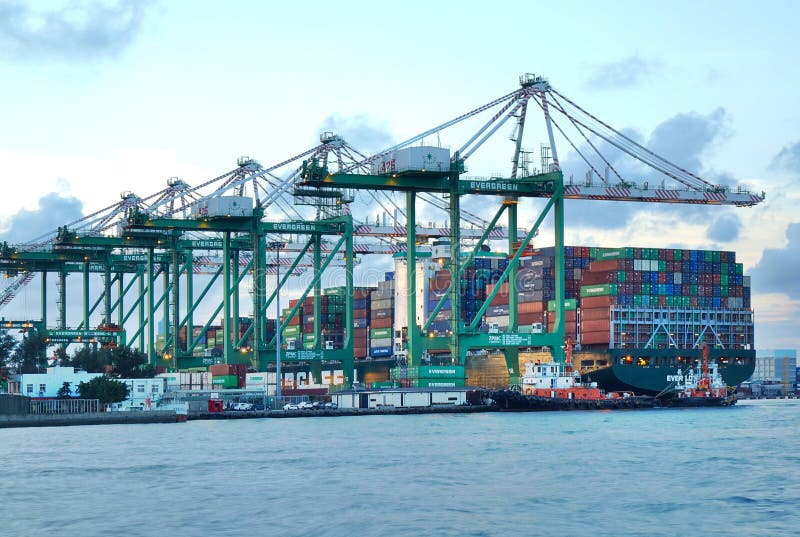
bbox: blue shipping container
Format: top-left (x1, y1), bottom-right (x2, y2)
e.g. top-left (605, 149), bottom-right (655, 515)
top-left (370, 346), bottom-right (393, 357)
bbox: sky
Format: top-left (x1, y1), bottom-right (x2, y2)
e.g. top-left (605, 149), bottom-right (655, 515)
top-left (0, 0), bottom-right (798, 350)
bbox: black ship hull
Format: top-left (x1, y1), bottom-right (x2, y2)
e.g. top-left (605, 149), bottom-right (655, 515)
top-left (490, 389), bottom-right (659, 411)
top-left (581, 348), bottom-right (755, 396)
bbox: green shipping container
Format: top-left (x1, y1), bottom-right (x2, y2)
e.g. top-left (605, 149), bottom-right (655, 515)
top-left (283, 325), bottom-right (300, 337)
top-left (736, 263), bottom-right (743, 275)
top-left (674, 250), bottom-right (683, 261)
top-left (581, 284), bottom-right (618, 298)
top-left (370, 327), bottom-right (393, 339)
top-left (419, 365), bottom-right (466, 379)
top-left (617, 271), bottom-right (626, 283)
top-left (324, 287), bottom-right (346, 297)
top-left (547, 298), bottom-right (578, 312)
top-left (212, 375), bottom-right (238, 389)
top-left (592, 247), bottom-right (633, 260)
top-left (658, 260), bottom-right (667, 271)
top-left (303, 334), bottom-right (316, 342)
top-left (417, 378), bottom-right (466, 388)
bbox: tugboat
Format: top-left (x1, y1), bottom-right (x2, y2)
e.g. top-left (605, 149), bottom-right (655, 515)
top-left (490, 340), bottom-right (658, 411)
top-left (662, 344), bottom-right (737, 407)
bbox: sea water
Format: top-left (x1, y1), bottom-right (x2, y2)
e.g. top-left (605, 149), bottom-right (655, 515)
top-left (2, 400), bottom-right (799, 537)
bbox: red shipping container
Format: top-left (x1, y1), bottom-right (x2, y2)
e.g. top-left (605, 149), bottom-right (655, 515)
top-left (370, 318), bottom-right (392, 329)
top-left (209, 364), bottom-right (234, 376)
top-left (490, 294), bottom-right (510, 306)
top-left (518, 312), bottom-right (544, 325)
top-left (588, 259), bottom-right (624, 272)
top-left (581, 270), bottom-right (617, 285)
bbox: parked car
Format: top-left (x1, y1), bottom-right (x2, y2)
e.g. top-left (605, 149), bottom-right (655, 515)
top-left (232, 402), bottom-right (254, 411)
top-left (298, 401), bottom-right (315, 410)
top-left (323, 402), bottom-right (338, 409)
top-left (283, 403), bottom-right (299, 411)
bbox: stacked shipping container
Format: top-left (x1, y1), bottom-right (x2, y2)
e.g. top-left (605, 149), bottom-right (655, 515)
top-left (578, 247), bottom-right (751, 348)
top-left (370, 276), bottom-right (395, 357)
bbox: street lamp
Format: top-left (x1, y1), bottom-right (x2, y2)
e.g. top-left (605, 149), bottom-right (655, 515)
top-left (268, 240), bottom-right (286, 400)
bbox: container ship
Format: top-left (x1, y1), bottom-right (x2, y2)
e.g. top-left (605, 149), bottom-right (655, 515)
top-left (174, 243), bottom-right (755, 397)
top-left (386, 243), bottom-right (755, 396)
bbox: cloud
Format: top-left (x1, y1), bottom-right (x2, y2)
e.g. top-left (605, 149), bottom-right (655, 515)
top-left (560, 108), bottom-right (732, 229)
top-left (317, 114), bottom-right (395, 155)
top-left (0, 0), bottom-right (151, 63)
top-left (647, 108), bottom-right (729, 172)
top-left (0, 192), bottom-right (84, 244)
top-left (706, 212), bottom-right (742, 243)
top-left (749, 223), bottom-right (800, 300)
top-left (584, 56), bottom-right (661, 90)
top-left (769, 141), bottom-right (800, 174)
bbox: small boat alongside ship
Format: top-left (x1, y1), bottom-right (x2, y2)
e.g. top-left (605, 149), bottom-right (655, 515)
top-left (659, 344), bottom-right (737, 407)
top-left (490, 340), bottom-right (658, 411)
top-left (490, 341), bottom-right (737, 411)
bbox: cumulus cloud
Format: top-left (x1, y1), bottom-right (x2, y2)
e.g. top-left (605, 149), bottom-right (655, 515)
top-left (647, 108), bottom-right (729, 172)
top-left (584, 56), bottom-right (662, 90)
top-left (0, 0), bottom-right (152, 63)
top-left (706, 212), bottom-right (742, 243)
top-left (749, 223), bottom-right (800, 300)
top-left (769, 141), bottom-right (800, 174)
top-left (559, 107), bottom-right (733, 229)
top-left (0, 193), bottom-right (84, 245)
top-left (317, 114), bottom-right (395, 155)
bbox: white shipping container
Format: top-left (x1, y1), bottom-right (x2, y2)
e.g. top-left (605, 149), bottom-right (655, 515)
top-left (191, 196), bottom-right (253, 218)
top-left (486, 314), bottom-right (510, 326)
top-left (246, 373), bottom-right (268, 387)
top-left (403, 392), bottom-right (431, 407)
top-left (371, 146), bottom-right (451, 174)
top-left (431, 390), bottom-right (467, 405)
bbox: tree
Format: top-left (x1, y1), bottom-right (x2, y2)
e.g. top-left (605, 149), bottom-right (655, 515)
top-left (9, 332), bottom-right (48, 374)
top-left (56, 381), bottom-right (73, 399)
top-left (77, 376), bottom-right (129, 406)
top-left (69, 346), bottom-right (109, 373)
top-left (0, 329), bottom-right (18, 381)
top-left (107, 346), bottom-right (155, 378)
top-left (0, 329), bottom-right (18, 368)
top-left (53, 346), bottom-right (70, 367)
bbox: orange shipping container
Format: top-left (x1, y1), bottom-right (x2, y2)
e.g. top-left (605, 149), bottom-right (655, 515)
top-left (581, 308), bottom-right (611, 321)
top-left (518, 301), bottom-right (544, 314)
top-left (580, 295), bottom-right (616, 309)
top-left (582, 319), bottom-right (611, 333)
top-left (581, 330), bottom-right (611, 345)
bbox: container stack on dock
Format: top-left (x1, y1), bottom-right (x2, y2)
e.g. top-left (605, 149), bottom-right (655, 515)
top-left (370, 275), bottom-right (395, 358)
top-left (390, 365), bottom-right (466, 387)
top-left (352, 287), bottom-right (372, 359)
top-left (546, 298), bottom-right (578, 340)
top-left (210, 364), bottom-right (247, 389)
top-left (426, 268), bottom-right (453, 333)
top-left (282, 303), bottom-right (302, 348)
